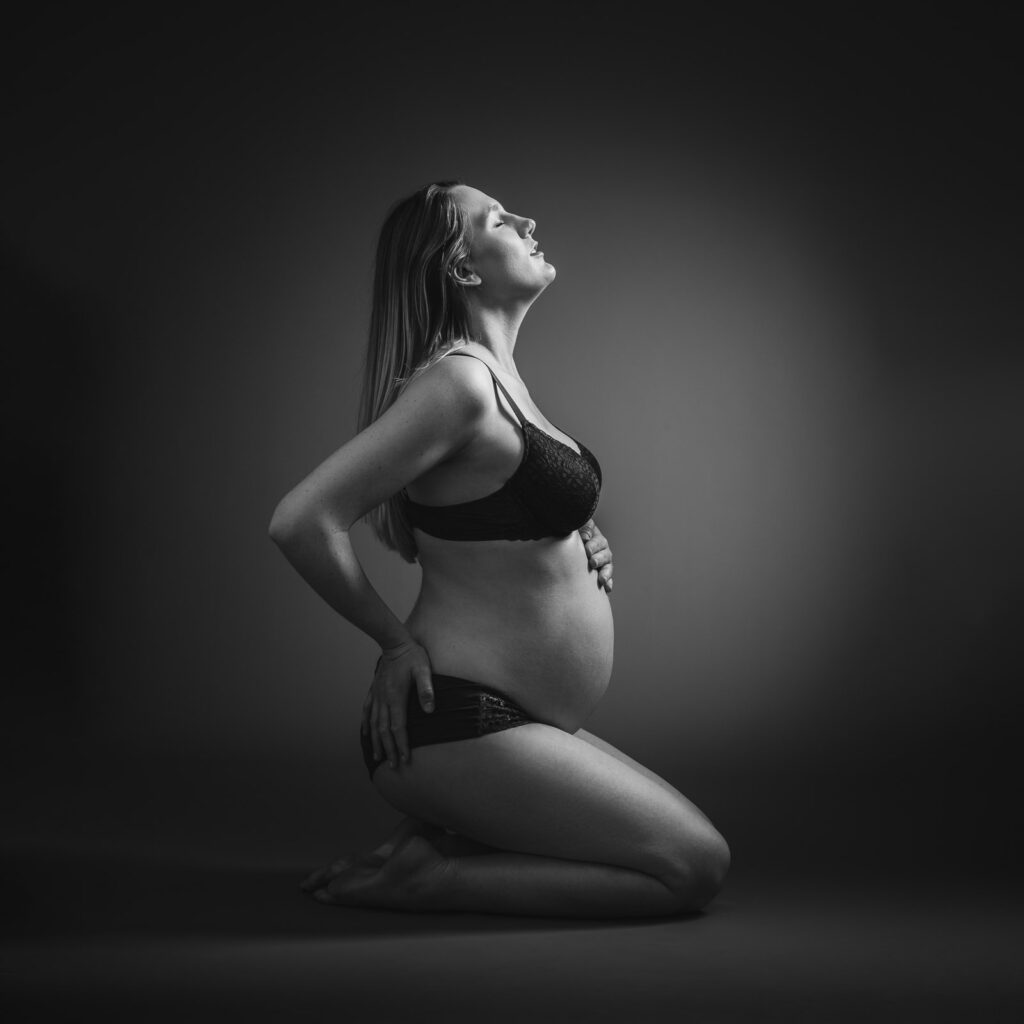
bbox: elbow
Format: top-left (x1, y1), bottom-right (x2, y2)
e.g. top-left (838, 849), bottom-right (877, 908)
top-left (268, 498), bottom-right (304, 546)
top-left (267, 517), bottom-right (287, 547)
top-left (268, 498), bottom-right (348, 549)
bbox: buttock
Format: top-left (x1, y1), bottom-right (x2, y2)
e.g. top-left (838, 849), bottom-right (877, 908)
top-left (360, 673), bottom-right (536, 780)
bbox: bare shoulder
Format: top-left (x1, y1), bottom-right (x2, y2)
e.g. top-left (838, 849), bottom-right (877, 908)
top-left (401, 347), bottom-right (495, 417)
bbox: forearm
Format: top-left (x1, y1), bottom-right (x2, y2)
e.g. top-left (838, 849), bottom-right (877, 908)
top-left (269, 515), bottom-right (411, 652)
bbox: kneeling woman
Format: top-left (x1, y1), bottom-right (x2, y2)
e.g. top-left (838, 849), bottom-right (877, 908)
top-left (269, 181), bottom-right (730, 917)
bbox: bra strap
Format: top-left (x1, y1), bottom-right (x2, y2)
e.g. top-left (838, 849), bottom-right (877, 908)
top-left (446, 351), bottom-right (529, 428)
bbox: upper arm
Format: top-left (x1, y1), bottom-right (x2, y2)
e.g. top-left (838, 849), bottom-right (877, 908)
top-left (270, 355), bottom-right (493, 535)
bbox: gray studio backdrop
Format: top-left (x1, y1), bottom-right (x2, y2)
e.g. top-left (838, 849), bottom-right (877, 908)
top-left (7, 7), bottom-right (1020, 874)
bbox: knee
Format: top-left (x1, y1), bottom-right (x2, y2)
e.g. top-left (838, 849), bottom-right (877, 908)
top-left (660, 828), bottom-right (731, 913)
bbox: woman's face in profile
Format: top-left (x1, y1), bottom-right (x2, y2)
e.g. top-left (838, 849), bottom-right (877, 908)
top-left (451, 184), bottom-right (555, 300)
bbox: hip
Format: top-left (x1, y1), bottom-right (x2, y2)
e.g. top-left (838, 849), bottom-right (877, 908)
top-left (360, 673), bottom-right (538, 779)
top-left (405, 584), bottom-right (614, 730)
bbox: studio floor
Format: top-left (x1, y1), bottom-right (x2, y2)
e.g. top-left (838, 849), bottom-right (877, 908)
top-left (5, 837), bottom-right (1022, 1023)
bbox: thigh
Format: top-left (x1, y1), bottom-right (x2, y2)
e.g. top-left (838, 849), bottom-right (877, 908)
top-left (372, 723), bottom-right (722, 885)
top-left (573, 727), bottom-right (714, 827)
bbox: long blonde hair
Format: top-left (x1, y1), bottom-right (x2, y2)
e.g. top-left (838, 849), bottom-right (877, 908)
top-left (357, 181), bottom-right (474, 562)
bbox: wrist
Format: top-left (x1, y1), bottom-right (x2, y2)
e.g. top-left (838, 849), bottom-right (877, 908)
top-left (380, 635), bottom-right (416, 658)
top-left (373, 613), bottom-right (414, 653)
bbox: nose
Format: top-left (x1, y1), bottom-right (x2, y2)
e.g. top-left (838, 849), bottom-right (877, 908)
top-left (520, 216), bottom-right (536, 237)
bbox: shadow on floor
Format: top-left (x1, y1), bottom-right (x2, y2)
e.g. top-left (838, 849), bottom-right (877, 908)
top-left (5, 844), bottom-right (710, 943)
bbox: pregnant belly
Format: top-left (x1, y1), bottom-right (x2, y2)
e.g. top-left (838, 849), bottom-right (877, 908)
top-left (406, 537), bottom-right (614, 731)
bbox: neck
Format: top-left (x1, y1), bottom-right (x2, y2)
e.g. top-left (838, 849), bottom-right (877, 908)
top-left (465, 300), bottom-right (532, 375)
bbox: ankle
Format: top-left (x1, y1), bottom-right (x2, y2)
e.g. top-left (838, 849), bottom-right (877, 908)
top-left (387, 836), bottom-right (460, 912)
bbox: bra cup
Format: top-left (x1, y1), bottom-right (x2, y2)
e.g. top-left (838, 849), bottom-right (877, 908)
top-left (509, 426), bottom-right (601, 536)
top-left (405, 436), bottom-right (600, 541)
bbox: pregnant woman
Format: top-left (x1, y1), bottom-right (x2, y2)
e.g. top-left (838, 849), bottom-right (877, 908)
top-left (269, 181), bottom-right (730, 918)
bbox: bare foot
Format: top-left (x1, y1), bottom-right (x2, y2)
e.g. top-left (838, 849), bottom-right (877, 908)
top-left (299, 817), bottom-right (443, 893)
top-left (313, 835), bottom-right (453, 911)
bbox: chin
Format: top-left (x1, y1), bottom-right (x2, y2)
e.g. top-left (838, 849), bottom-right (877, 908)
top-left (535, 268), bottom-right (555, 296)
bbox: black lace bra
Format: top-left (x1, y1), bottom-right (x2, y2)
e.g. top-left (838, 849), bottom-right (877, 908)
top-left (403, 352), bottom-right (602, 541)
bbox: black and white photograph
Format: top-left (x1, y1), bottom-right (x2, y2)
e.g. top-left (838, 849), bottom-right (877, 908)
top-left (4, 3), bottom-right (1022, 1020)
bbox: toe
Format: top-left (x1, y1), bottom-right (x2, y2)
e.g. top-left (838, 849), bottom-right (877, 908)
top-left (300, 856), bottom-right (355, 891)
top-left (300, 865), bottom-right (334, 891)
top-left (300, 870), bottom-right (325, 892)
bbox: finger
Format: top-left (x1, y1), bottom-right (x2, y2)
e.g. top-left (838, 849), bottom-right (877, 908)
top-left (578, 519), bottom-right (595, 542)
top-left (589, 548), bottom-right (612, 570)
top-left (361, 695), bottom-right (372, 737)
top-left (371, 702), bottom-right (386, 763)
top-left (584, 534), bottom-right (608, 556)
top-left (598, 564), bottom-right (613, 584)
top-left (369, 700), bottom-right (381, 760)
top-left (380, 720), bottom-right (399, 769)
top-left (390, 704), bottom-right (409, 764)
top-left (374, 703), bottom-right (397, 767)
top-left (417, 667), bottom-right (435, 714)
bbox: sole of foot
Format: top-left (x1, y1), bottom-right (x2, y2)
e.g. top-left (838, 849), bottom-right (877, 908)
top-left (314, 834), bottom-right (451, 911)
top-left (300, 818), bottom-right (446, 893)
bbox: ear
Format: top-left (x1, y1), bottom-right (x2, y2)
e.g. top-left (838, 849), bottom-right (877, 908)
top-left (450, 261), bottom-right (481, 287)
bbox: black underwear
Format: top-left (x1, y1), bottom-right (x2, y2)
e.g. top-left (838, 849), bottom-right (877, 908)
top-left (360, 673), bottom-right (536, 779)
